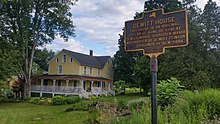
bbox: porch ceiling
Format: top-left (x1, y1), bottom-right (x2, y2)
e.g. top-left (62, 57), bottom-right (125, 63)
top-left (31, 74), bottom-right (111, 82)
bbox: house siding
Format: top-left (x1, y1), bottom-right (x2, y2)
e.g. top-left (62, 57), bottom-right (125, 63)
top-left (49, 51), bottom-right (80, 75)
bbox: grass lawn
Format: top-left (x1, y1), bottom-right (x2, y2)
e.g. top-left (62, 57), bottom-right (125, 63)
top-left (0, 93), bottom-right (147, 124)
top-left (0, 103), bottom-right (90, 124)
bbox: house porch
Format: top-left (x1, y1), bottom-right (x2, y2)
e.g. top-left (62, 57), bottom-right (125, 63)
top-left (30, 75), bottom-right (114, 98)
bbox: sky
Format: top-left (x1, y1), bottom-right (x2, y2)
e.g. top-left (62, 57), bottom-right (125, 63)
top-left (45, 0), bottom-right (220, 57)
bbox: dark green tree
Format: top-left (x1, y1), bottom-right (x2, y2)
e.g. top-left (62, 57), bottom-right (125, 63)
top-left (34, 48), bottom-right (55, 71)
top-left (0, 0), bottom-right (77, 97)
top-left (113, 34), bottom-right (137, 85)
top-left (144, 0), bottom-right (182, 12)
top-left (134, 57), bottom-right (151, 94)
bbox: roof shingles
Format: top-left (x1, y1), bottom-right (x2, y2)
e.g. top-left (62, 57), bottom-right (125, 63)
top-left (63, 49), bottom-right (110, 68)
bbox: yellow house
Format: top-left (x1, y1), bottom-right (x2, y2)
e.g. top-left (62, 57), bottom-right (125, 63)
top-left (30, 49), bottom-right (114, 98)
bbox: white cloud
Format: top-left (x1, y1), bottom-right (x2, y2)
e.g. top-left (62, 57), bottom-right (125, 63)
top-left (49, 0), bottom-right (220, 56)
top-left (45, 36), bottom-right (88, 54)
top-left (70, 0), bottom-right (144, 56)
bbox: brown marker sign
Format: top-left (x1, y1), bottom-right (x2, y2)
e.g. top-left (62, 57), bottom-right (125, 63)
top-left (125, 9), bottom-right (188, 56)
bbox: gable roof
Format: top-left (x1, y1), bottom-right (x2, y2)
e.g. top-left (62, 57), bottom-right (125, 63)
top-left (62, 49), bottom-right (111, 68)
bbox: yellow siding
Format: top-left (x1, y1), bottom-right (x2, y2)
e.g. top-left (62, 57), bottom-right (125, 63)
top-left (48, 50), bottom-right (113, 81)
top-left (48, 51), bottom-right (80, 75)
top-left (102, 59), bottom-right (113, 80)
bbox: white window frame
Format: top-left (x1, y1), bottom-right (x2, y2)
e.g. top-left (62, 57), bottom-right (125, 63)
top-left (56, 58), bottom-right (59, 63)
top-left (98, 68), bottom-right (101, 76)
top-left (62, 55), bottom-right (66, 63)
top-left (70, 58), bottom-right (73, 63)
top-left (90, 67), bottom-right (92, 76)
top-left (58, 65), bottom-right (62, 75)
top-left (107, 68), bottom-right (110, 76)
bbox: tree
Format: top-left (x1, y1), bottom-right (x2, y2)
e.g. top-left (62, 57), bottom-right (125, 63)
top-left (113, 34), bottom-right (137, 85)
top-left (201, 0), bottom-right (220, 51)
top-left (0, 0), bottom-right (77, 97)
top-left (144, 0), bottom-right (182, 12)
top-left (34, 48), bottom-right (55, 71)
top-left (134, 57), bottom-right (151, 95)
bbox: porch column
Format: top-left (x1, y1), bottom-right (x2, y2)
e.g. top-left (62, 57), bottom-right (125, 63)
top-left (65, 80), bottom-right (69, 95)
top-left (66, 80), bottom-right (69, 87)
top-left (108, 82), bottom-right (111, 91)
top-left (100, 81), bottom-right (102, 88)
top-left (80, 80), bottom-right (83, 90)
top-left (91, 81), bottom-right (93, 89)
top-left (40, 79), bottom-right (44, 97)
top-left (52, 80), bottom-right (56, 97)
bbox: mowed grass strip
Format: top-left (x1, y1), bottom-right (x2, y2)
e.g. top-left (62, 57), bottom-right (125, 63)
top-left (0, 103), bottom-right (89, 124)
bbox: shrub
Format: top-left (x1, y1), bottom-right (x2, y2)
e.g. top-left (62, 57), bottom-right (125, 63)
top-left (117, 99), bottom-right (127, 109)
top-left (127, 98), bottom-right (149, 109)
top-left (0, 98), bottom-right (20, 103)
top-left (175, 89), bottom-right (220, 120)
top-left (149, 77), bottom-right (184, 107)
top-left (28, 97), bottom-right (41, 104)
top-left (71, 101), bottom-right (90, 111)
top-left (114, 80), bottom-right (128, 95)
top-left (64, 96), bottom-right (81, 104)
top-left (52, 95), bottom-right (65, 105)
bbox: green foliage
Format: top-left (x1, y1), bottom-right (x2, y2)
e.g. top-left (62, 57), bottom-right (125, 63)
top-left (28, 96), bottom-right (81, 106)
top-left (28, 97), bottom-right (53, 105)
top-left (71, 101), bottom-right (92, 111)
top-left (127, 98), bottom-right (149, 109)
top-left (114, 80), bottom-right (128, 94)
top-left (0, 0), bottom-right (77, 97)
top-left (52, 96), bottom-right (66, 105)
top-left (110, 90), bottom-right (220, 124)
top-left (134, 57), bottom-right (151, 94)
top-left (150, 77), bottom-right (184, 107)
top-left (144, 0), bottom-right (182, 12)
top-left (64, 96), bottom-right (81, 104)
top-left (175, 89), bottom-right (220, 119)
top-left (33, 48), bottom-right (55, 71)
top-left (117, 99), bottom-right (127, 109)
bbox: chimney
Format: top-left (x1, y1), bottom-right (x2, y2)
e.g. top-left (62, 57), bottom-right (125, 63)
top-left (89, 50), bottom-right (93, 56)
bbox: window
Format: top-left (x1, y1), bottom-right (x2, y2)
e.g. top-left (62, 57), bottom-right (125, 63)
top-left (70, 58), bottom-right (73, 63)
top-left (84, 67), bottom-right (86, 75)
top-left (56, 58), bottom-right (59, 63)
top-left (62, 55), bottom-right (66, 62)
top-left (58, 65), bottom-right (62, 74)
top-left (107, 68), bottom-right (110, 76)
top-left (98, 68), bottom-right (101, 76)
top-left (108, 60), bottom-right (111, 64)
top-left (90, 67), bottom-right (92, 75)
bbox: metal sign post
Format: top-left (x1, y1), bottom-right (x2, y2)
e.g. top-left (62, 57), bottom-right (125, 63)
top-left (150, 55), bottom-right (158, 124)
top-left (124, 8), bottom-right (188, 124)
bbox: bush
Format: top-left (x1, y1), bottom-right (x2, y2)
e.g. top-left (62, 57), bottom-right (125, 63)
top-left (117, 99), bottom-right (127, 109)
top-left (149, 77), bottom-right (184, 107)
top-left (52, 95), bottom-right (65, 105)
top-left (28, 97), bottom-right (41, 104)
top-left (175, 89), bottom-right (220, 120)
top-left (127, 98), bottom-right (149, 109)
top-left (64, 96), bottom-right (81, 104)
top-left (0, 98), bottom-right (20, 103)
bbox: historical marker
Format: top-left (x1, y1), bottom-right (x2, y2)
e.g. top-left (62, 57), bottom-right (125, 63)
top-left (125, 8), bottom-right (188, 56)
top-left (124, 8), bottom-right (188, 124)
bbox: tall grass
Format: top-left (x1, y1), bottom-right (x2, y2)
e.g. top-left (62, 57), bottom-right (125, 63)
top-left (109, 89), bottom-right (220, 124)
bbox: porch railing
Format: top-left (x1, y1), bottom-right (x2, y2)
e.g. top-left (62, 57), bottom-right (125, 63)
top-left (91, 87), bottom-right (102, 96)
top-left (30, 85), bottom-right (80, 94)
